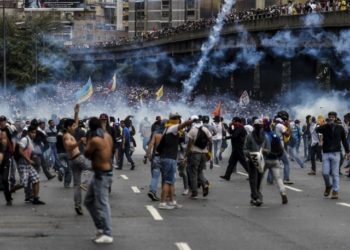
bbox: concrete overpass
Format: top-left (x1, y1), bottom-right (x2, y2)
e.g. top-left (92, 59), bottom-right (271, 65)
top-left (69, 11), bottom-right (350, 62)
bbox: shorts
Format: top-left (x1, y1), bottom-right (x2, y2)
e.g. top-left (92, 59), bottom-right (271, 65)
top-left (18, 164), bottom-right (40, 187)
top-left (160, 158), bottom-right (177, 185)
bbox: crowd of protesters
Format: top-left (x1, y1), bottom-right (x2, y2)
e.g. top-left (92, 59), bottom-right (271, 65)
top-left (68, 0), bottom-right (350, 50)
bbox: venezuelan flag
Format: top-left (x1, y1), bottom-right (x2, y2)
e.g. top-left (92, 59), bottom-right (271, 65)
top-left (76, 77), bottom-right (94, 104)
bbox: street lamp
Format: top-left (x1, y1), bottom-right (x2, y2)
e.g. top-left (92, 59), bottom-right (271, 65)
top-left (2, 0), bottom-right (6, 94)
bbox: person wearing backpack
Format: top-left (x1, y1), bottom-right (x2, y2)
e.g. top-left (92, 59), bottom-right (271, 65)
top-left (186, 115), bottom-right (212, 199)
top-left (287, 120), bottom-right (305, 169)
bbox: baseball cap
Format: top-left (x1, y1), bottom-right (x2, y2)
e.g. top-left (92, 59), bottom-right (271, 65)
top-left (253, 119), bottom-right (263, 125)
top-left (0, 116), bottom-right (7, 122)
top-left (169, 112), bottom-right (181, 119)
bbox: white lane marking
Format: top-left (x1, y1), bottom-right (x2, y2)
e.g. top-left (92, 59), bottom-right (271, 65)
top-left (146, 205), bottom-right (163, 221)
top-left (214, 164), bottom-right (221, 168)
top-left (120, 175), bottom-right (129, 180)
top-left (284, 185), bottom-right (303, 192)
top-left (337, 202), bottom-right (350, 208)
top-left (237, 171), bottom-right (248, 177)
top-left (175, 242), bottom-right (192, 250)
top-left (131, 186), bottom-right (141, 193)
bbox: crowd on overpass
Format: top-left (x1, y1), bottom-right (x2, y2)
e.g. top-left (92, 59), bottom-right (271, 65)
top-left (68, 0), bottom-right (349, 50)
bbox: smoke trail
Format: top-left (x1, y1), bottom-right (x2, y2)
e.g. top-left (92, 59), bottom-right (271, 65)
top-left (182, 0), bottom-right (236, 98)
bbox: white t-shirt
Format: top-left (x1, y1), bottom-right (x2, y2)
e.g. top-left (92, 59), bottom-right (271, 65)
top-left (212, 122), bottom-right (223, 140)
top-left (275, 123), bottom-right (287, 146)
top-left (188, 126), bottom-right (212, 153)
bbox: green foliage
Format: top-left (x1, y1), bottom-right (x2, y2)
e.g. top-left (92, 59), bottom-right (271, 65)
top-left (0, 14), bottom-right (75, 89)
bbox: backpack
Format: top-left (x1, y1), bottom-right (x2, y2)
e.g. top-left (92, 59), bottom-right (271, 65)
top-left (268, 133), bottom-right (284, 159)
top-left (289, 124), bottom-right (300, 147)
top-left (194, 127), bottom-right (209, 150)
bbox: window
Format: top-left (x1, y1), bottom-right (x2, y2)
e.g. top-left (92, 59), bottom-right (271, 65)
top-left (86, 34), bottom-right (93, 40)
top-left (187, 10), bottom-right (195, 16)
top-left (86, 23), bottom-right (93, 30)
top-left (162, 11), bottom-right (169, 17)
top-left (135, 2), bottom-right (145, 9)
top-left (187, 0), bottom-right (195, 9)
top-left (162, 0), bottom-right (169, 9)
top-left (161, 23), bottom-right (169, 29)
top-left (136, 11), bottom-right (145, 20)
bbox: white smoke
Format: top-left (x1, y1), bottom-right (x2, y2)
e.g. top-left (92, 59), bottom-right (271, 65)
top-left (182, 0), bottom-right (237, 98)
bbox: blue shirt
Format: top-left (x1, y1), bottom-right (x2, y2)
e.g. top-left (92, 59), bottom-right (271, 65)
top-left (123, 127), bottom-right (130, 144)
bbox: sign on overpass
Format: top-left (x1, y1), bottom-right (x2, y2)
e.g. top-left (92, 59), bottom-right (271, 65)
top-left (24, 0), bottom-right (84, 11)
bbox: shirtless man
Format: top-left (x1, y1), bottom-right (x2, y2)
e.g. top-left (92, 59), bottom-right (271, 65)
top-left (63, 104), bottom-right (90, 215)
top-left (84, 117), bottom-right (114, 244)
top-left (0, 131), bottom-right (12, 205)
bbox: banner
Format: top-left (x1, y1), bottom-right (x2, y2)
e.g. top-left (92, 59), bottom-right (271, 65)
top-left (239, 90), bottom-right (250, 107)
top-left (24, 0), bottom-right (84, 10)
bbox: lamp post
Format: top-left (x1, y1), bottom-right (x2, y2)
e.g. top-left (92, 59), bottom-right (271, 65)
top-left (2, 0), bottom-right (6, 94)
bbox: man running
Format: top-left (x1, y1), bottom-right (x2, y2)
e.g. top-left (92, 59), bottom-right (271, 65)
top-left (84, 117), bottom-right (114, 244)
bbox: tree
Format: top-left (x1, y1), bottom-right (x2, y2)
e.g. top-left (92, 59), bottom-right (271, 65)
top-left (0, 14), bottom-right (76, 89)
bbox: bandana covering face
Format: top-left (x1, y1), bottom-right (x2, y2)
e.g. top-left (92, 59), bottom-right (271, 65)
top-left (194, 121), bottom-right (203, 128)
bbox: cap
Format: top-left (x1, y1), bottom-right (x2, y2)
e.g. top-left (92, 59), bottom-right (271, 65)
top-left (190, 115), bottom-right (199, 121)
top-left (169, 112), bottom-right (181, 119)
top-left (254, 119), bottom-right (263, 125)
top-left (0, 115), bottom-right (7, 122)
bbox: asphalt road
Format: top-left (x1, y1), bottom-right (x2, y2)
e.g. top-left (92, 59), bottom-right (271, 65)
top-left (0, 155), bottom-right (350, 250)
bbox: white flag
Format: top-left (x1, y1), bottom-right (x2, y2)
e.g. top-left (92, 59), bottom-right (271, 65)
top-left (239, 90), bottom-right (250, 107)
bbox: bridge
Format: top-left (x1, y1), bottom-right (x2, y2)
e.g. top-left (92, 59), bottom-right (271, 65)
top-left (69, 11), bottom-right (350, 62)
top-left (69, 11), bottom-right (350, 99)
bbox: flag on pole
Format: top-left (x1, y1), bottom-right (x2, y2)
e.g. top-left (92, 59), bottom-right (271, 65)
top-left (108, 73), bottom-right (117, 92)
top-left (212, 101), bottom-right (222, 117)
top-left (75, 77), bottom-right (94, 104)
top-left (155, 85), bottom-right (164, 101)
top-left (239, 90), bottom-right (250, 107)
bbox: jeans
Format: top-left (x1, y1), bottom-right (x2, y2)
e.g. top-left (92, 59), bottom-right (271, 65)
top-left (213, 139), bottom-right (222, 163)
top-left (310, 144), bottom-right (322, 172)
top-left (160, 158), bottom-right (177, 185)
top-left (142, 137), bottom-right (150, 153)
top-left (188, 153), bottom-right (207, 195)
top-left (150, 156), bottom-right (161, 194)
top-left (58, 153), bottom-right (72, 186)
top-left (322, 152), bottom-right (340, 192)
top-left (117, 144), bottom-right (134, 169)
top-left (0, 163), bottom-right (12, 202)
top-left (303, 136), bottom-right (311, 160)
top-left (49, 143), bottom-right (60, 171)
top-left (288, 146), bottom-right (304, 168)
top-left (178, 160), bottom-right (189, 190)
top-left (265, 160), bottom-right (286, 194)
top-left (84, 173), bottom-right (113, 236)
top-left (70, 155), bottom-right (91, 206)
top-left (280, 150), bottom-right (290, 181)
top-left (248, 161), bottom-right (264, 201)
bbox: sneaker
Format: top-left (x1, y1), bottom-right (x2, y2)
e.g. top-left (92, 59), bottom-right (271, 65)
top-left (308, 171), bottom-right (316, 176)
top-left (168, 202), bottom-right (183, 209)
top-left (251, 199), bottom-right (263, 207)
top-left (182, 189), bottom-right (189, 196)
top-left (58, 171), bottom-right (63, 182)
top-left (32, 198), bottom-right (45, 205)
top-left (130, 164), bottom-right (135, 170)
top-left (6, 200), bottom-right (12, 206)
top-left (324, 186), bottom-right (332, 197)
top-left (158, 203), bottom-right (175, 210)
top-left (281, 194), bottom-right (288, 204)
top-left (94, 234), bottom-right (114, 244)
top-left (189, 193), bottom-right (198, 199)
top-left (203, 185), bottom-right (209, 197)
top-left (115, 167), bottom-right (122, 170)
top-left (91, 230), bottom-right (104, 241)
top-left (75, 205), bottom-right (83, 215)
top-left (220, 175), bottom-right (230, 181)
top-left (283, 180), bottom-right (294, 185)
top-left (147, 191), bottom-right (160, 202)
top-left (331, 191), bottom-right (338, 199)
top-left (48, 175), bottom-right (56, 180)
top-left (25, 197), bottom-right (33, 203)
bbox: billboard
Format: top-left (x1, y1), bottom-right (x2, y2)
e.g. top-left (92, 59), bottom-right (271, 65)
top-left (24, 0), bottom-right (84, 10)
